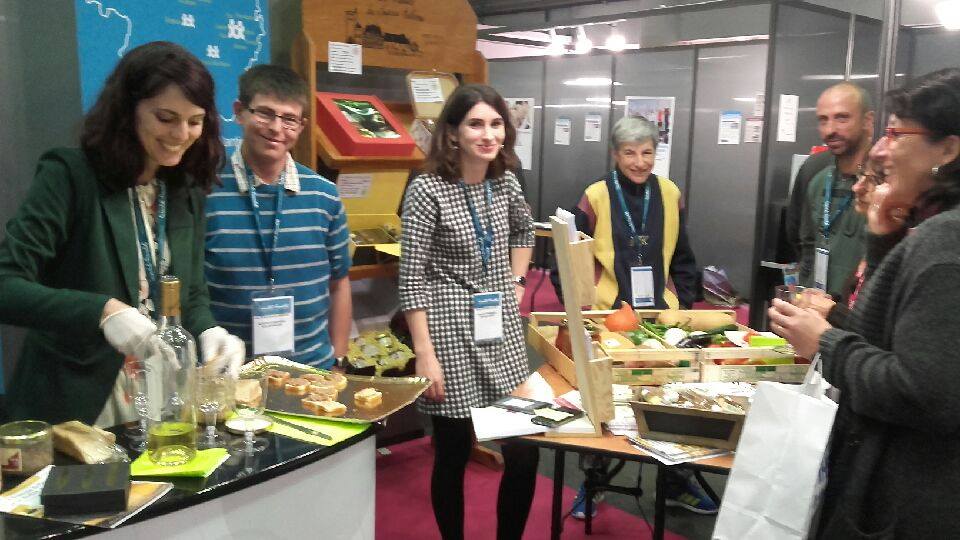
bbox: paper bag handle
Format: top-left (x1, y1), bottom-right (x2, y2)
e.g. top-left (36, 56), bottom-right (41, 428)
top-left (800, 353), bottom-right (824, 397)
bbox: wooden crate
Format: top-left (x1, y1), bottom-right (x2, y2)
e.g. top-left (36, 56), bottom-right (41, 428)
top-left (700, 361), bottom-right (810, 383)
top-left (528, 311), bottom-right (700, 386)
top-left (630, 401), bottom-right (745, 450)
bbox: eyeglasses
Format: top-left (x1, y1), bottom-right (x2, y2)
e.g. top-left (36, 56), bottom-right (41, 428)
top-left (247, 107), bottom-right (305, 131)
top-left (883, 126), bottom-right (931, 140)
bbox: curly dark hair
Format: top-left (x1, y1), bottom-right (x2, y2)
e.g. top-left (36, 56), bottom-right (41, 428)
top-left (80, 41), bottom-right (224, 192)
top-left (887, 68), bottom-right (960, 212)
top-left (423, 84), bottom-right (519, 182)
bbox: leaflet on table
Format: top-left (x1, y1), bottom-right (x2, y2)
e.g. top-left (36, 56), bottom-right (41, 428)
top-left (470, 406), bottom-right (549, 442)
top-left (626, 435), bottom-right (731, 466)
top-left (0, 465), bottom-right (173, 528)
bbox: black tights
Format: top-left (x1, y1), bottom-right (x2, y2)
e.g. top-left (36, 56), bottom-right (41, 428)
top-left (430, 415), bottom-right (540, 540)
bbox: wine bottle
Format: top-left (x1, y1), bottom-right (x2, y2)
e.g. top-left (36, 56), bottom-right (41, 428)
top-left (146, 275), bottom-right (198, 466)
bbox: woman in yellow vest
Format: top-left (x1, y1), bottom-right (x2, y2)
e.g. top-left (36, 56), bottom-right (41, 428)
top-left (564, 117), bottom-right (715, 518)
top-left (574, 116), bottom-right (698, 310)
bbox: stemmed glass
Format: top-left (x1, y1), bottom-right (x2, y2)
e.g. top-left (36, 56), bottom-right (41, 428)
top-left (197, 370), bottom-right (231, 449)
top-left (123, 362), bottom-right (151, 452)
top-left (227, 371), bottom-right (271, 455)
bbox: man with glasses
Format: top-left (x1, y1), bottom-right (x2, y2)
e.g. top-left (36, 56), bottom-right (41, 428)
top-left (205, 65), bottom-right (352, 369)
top-left (787, 82), bottom-right (874, 299)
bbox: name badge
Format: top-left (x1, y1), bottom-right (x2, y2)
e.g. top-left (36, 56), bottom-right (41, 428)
top-left (814, 248), bottom-right (829, 290)
top-left (631, 266), bottom-right (656, 308)
top-left (252, 291), bottom-right (295, 355)
top-left (473, 292), bottom-right (504, 344)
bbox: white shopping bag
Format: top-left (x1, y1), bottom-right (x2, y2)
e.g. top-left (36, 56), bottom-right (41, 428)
top-left (713, 355), bottom-right (838, 540)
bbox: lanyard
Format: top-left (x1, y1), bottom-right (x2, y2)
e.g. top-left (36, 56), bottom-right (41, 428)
top-left (822, 168), bottom-right (853, 240)
top-left (132, 180), bottom-right (167, 304)
top-left (247, 169), bottom-right (286, 287)
top-left (610, 170), bottom-right (651, 259)
top-left (460, 179), bottom-right (494, 274)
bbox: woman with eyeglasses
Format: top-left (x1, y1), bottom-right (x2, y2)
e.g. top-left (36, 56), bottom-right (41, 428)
top-left (769, 68), bottom-right (960, 538)
top-left (0, 42), bottom-right (244, 426)
top-left (794, 158), bottom-right (884, 327)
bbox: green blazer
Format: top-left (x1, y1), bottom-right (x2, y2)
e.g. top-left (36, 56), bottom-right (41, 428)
top-left (0, 148), bottom-right (216, 424)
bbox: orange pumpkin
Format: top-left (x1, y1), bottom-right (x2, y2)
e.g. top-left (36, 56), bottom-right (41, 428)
top-left (604, 301), bottom-right (639, 332)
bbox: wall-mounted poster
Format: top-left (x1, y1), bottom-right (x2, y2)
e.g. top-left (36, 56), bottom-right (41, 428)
top-left (505, 98), bottom-right (535, 170)
top-left (74, 0), bottom-right (270, 148)
top-left (624, 96), bottom-right (675, 179)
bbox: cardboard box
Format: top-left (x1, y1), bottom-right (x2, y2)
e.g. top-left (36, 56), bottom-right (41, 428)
top-left (315, 92), bottom-right (416, 157)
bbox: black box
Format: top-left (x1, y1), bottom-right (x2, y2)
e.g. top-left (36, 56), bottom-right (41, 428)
top-left (40, 462), bottom-right (130, 517)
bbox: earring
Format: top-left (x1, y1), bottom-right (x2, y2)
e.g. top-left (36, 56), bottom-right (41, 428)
top-left (932, 165), bottom-right (940, 177)
top-left (451, 140), bottom-right (460, 149)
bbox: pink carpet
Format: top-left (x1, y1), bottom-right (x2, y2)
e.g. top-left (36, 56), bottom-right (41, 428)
top-left (376, 437), bottom-right (686, 540)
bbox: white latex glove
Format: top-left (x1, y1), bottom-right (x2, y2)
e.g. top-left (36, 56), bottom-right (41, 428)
top-left (100, 307), bottom-right (158, 359)
top-left (199, 326), bottom-right (246, 378)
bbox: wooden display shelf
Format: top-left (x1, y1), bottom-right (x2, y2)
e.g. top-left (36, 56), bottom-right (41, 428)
top-left (314, 122), bottom-right (425, 171)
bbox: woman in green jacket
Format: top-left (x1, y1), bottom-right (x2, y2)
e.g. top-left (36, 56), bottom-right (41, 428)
top-left (0, 42), bottom-right (243, 425)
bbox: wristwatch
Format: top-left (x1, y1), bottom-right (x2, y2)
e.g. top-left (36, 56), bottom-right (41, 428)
top-left (513, 275), bottom-right (527, 287)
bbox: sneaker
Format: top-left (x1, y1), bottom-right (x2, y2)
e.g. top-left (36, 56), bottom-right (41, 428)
top-left (570, 485), bottom-right (604, 520)
top-left (665, 476), bottom-right (719, 515)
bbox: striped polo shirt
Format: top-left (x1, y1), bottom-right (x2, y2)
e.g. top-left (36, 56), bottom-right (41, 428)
top-left (205, 151), bottom-right (351, 368)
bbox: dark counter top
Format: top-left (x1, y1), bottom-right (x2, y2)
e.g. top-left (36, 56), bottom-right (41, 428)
top-left (0, 423), bottom-right (377, 539)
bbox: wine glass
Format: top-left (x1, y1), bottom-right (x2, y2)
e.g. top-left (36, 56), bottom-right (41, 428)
top-left (197, 370), bottom-right (230, 449)
top-left (227, 371), bottom-right (271, 455)
top-left (124, 363), bottom-right (151, 452)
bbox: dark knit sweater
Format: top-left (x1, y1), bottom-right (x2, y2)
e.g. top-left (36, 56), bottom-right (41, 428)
top-left (815, 207), bottom-right (960, 539)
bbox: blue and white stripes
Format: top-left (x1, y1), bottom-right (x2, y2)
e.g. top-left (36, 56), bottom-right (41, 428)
top-left (205, 159), bottom-right (350, 368)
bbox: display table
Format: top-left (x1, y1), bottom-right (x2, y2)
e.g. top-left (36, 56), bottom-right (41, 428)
top-left (0, 425), bottom-right (377, 539)
top-left (515, 365), bottom-right (734, 540)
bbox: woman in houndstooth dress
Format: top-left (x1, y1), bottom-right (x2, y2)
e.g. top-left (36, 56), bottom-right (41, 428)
top-left (400, 84), bottom-right (538, 540)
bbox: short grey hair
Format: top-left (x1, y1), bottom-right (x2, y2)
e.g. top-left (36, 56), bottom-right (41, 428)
top-left (612, 116), bottom-right (659, 151)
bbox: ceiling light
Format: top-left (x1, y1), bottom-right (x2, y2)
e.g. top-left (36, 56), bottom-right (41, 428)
top-left (936, 0), bottom-right (960, 30)
top-left (563, 77), bottom-right (613, 86)
top-left (546, 28), bottom-right (566, 56)
top-left (605, 24), bottom-right (626, 52)
top-left (574, 26), bottom-right (592, 54)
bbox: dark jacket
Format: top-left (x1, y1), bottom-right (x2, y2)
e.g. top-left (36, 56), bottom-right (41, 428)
top-left (785, 150), bottom-right (833, 261)
top-left (0, 148), bottom-right (216, 424)
top-left (816, 207), bottom-right (960, 539)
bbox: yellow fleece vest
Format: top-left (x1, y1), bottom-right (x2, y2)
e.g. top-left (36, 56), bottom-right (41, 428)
top-left (585, 176), bottom-right (681, 310)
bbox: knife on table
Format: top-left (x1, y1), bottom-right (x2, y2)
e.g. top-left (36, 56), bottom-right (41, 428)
top-left (267, 414), bottom-right (333, 440)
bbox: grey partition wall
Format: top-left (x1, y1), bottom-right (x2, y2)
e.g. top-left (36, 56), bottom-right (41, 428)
top-left (685, 44), bottom-right (769, 297)
top-left (908, 30), bottom-right (960, 76)
top-left (611, 49), bottom-right (696, 194)
top-left (487, 59), bottom-right (547, 214)
top-left (539, 53), bottom-right (615, 218)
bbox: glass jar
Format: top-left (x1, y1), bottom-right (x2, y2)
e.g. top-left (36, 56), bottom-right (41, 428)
top-left (0, 420), bottom-right (53, 476)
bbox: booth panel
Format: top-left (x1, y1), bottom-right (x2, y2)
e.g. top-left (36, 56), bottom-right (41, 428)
top-left (611, 49), bottom-right (696, 194)
top-left (488, 59), bottom-right (546, 215)
top-left (851, 16), bottom-right (883, 108)
top-left (539, 54), bottom-right (615, 219)
top-left (909, 31), bottom-right (960, 77)
top-left (685, 43), bottom-right (769, 297)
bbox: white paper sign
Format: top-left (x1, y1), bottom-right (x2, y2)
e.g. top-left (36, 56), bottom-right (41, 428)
top-left (410, 78), bottom-right (444, 103)
top-left (777, 94), bottom-right (799, 142)
top-left (506, 98), bottom-right (535, 170)
top-left (554, 117), bottom-right (571, 145)
top-left (328, 42), bottom-right (362, 75)
top-left (624, 96), bottom-right (675, 178)
top-left (718, 111), bottom-right (742, 145)
top-left (754, 93), bottom-right (765, 117)
top-left (584, 113), bottom-right (602, 142)
top-left (744, 117), bottom-right (763, 143)
top-left (337, 173), bottom-right (373, 199)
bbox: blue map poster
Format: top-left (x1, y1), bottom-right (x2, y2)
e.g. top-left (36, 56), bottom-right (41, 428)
top-left (75, 0), bottom-right (269, 147)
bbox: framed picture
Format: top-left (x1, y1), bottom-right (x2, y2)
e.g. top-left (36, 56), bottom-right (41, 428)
top-left (315, 92), bottom-right (416, 157)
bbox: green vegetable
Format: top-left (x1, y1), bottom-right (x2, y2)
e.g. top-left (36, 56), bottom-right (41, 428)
top-left (703, 324), bottom-right (738, 335)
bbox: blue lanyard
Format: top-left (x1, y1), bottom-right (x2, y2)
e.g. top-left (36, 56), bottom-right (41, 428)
top-left (460, 179), bottom-right (494, 274)
top-left (247, 169), bottom-right (286, 287)
top-left (610, 170), bottom-right (651, 258)
top-left (132, 181), bottom-right (167, 305)
top-left (821, 168), bottom-right (853, 240)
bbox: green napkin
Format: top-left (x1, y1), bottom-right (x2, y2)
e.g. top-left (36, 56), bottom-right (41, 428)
top-left (266, 412), bottom-right (370, 446)
top-left (130, 448), bottom-right (230, 478)
top-left (748, 335), bottom-right (788, 347)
